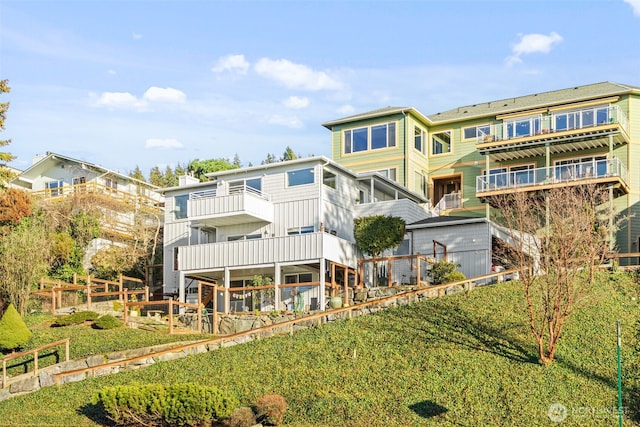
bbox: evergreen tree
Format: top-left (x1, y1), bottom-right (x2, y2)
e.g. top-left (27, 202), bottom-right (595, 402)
top-left (163, 165), bottom-right (177, 187)
top-left (281, 146), bottom-right (298, 161)
top-left (0, 303), bottom-right (32, 352)
top-left (129, 165), bottom-right (146, 182)
top-left (232, 153), bottom-right (242, 168)
top-left (148, 166), bottom-right (163, 187)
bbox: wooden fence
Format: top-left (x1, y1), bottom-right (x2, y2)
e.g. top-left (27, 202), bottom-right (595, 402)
top-left (31, 274), bottom-right (148, 314)
top-left (1, 339), bottom-right (69, 388)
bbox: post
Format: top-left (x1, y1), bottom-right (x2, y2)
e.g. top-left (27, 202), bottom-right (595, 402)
top-left (2, 359), bottom-right (6, 389)
top-left (343, 265), bottom-right (349, 307)
top-left (34, 352), bottom-right (38, 376)
top-left (65, 338), bottom-right (70, 362)
top-left (86, 280), bottom-right (92, 310)
top-left (213, 286), bottom-right (218, 335)
top-left (145, 286), bottom-right (150, 302)
top-left (168, 299), bottom-right (174, 334)
top-left (416, 253), bottom-right (422, 286)
top-left (617, 320), bottom-right (623, 427)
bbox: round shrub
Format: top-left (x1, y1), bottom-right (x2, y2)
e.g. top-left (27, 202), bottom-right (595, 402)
top-left (94, 382), bottom-right (239, 426)
top-left (93, 314), bottom-right (123, 330)
top-left (255, 393), bottom-right (288, 426)
top-left (53, 310), bottom-right (100, 327)
top-left (0, 303), bottom-right (32, 352)
top-left (224, 406), bottom-right (257, 427)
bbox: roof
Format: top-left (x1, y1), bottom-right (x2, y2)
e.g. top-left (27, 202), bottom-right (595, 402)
top-left (11, 152), bottom-right (159, 190)
top-left (407, 215), bottom-right (487, 229)
top-left (322, 106), bottom-right (430, 129)
top-left (426, 82), bottom-right (640, 124)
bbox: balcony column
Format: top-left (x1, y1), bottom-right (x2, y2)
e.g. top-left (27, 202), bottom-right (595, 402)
top-left (274, 262), bottom-right (281, 311)
top-left (224, 267), bottom-right (230, 314)
top-left (485, 155), bottom-right (490, 219)
top-left (319, 258), bottom-right (326, 311)
top-left (545, 143), bottom-right (551, 180)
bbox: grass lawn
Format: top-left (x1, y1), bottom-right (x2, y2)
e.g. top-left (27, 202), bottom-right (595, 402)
top-left (1, 271), bottom-right (639, 426)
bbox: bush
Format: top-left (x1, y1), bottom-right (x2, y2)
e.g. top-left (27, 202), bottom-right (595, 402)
top-left (0, 303), bottom-right (32, 352)
top-left (53, 311), bottom-right (100, 327)
top-left (93, 315), bottom-right (123, 330)
top-left (430, 260), bottom-right (464, 285)
top-left (224, 406), bottom-right (257, 427)
top-left (94, 383), bottom-right (238, 426)
top-left (444, 271), bottom-right (466, 283)
top-left (255, 394), bottom-right (288, 426)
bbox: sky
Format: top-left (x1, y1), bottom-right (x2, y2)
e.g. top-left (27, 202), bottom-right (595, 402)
top-left (1, 0), bottom-right (640, 177)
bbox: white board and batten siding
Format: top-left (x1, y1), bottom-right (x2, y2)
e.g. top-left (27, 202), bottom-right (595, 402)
top-left (354, 199), bottom-right (432, 224)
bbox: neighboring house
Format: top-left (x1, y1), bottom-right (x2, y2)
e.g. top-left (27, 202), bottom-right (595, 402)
top-left (9, 152), bottom-right (163, 268)
top-left (323, 82), bottom-right (639, 254)
top-left (162, 156), bottom-right (433, 312)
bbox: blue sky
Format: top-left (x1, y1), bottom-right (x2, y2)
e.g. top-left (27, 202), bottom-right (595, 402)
top-left (2, 0), bottom-right (640, 176)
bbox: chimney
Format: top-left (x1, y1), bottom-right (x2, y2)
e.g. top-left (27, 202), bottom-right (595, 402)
top-left (178, 175), bottom-right (200, 186)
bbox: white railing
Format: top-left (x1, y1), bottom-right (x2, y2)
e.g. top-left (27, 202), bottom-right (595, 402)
top-left (190, 189), bottom-right (217, 199)
top-left (476, 158), bottom-right (628, 193)
top-left (228, 183), bottom-right (270, 201)
top-left (433, 193), bottom-right (461, 214)
top-left (476, 105), bottom-right (628, 143)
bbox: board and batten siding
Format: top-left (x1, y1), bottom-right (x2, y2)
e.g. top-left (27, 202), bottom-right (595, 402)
top-left (411, 221), bottom-right (491, 279)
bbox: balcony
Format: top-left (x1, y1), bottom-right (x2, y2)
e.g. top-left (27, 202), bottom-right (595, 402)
top-left (476, 158), bottom-right (629, 198)
top-left (433, 193), bottom-right (461, 215)
top-left (178, 232), bottom-right (357, 271)
top-left (187, 185), bottom-right (274, 227)
top-left (475, 105), bottom-right (629, 162)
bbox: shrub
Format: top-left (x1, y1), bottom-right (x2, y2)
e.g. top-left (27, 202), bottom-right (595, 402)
top-left (0, 303), bottom-right (32, 352)
top-left (94, 383), bottom-right (238, 426)
top-left (93, 315), bottom-right (123, 330)
top-left (255, 394), bottom-right (288, 426)
top-left (53, 311), bottom-right (100, 327)
top-left (224, 406), bottom-right (257, 427)
top-left (430, 260), bottom-right (464, 285)
top-left (444, 271), bottom-right (466, 283)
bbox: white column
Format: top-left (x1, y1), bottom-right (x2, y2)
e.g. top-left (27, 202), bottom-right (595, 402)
top-left (319, 258), bottom-right (326, 311)
top-left (274, 262), bottom-right (281, 311)
top-left (224, 267), bottom-right (230, 314)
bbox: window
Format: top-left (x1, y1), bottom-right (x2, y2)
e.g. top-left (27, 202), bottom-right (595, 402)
top-left (229, 177), bottom-right (262, 194)
top-left (414, 172), bottom-right (426, 197)
top-left (323, 170), bottom-right (336, 189)
top-left (228, 233), bottom-right (262, 241)
top-left (554, 105), bottom-right (610, 132)
top-left (287, 168), bottom-right (314, 186)
top-left (46, 180), bottom-right (63, 197)
top-left (376, 168), bottom-right (397, 181)
top-left (511, 165), bottom-right (535, 185)
top-left (105, 178), bottom-right (117, 190)
top-left (463, 124), bottom-right (491, 141)
top-left (174, 194), bottom-right (188, 219)
top-left (344, 122), bottom-right (396, 154)
top-left (414, 126), bottom-right (425, 153)
top-left (288, 225), bottom-right (315, 235)
top-left (73, 176), bottom-right (86, 193)
top-left (555, 156), bottom-right (607, 180)
top-left (431, 131), bottom-right (452, 155)
top-left (505, 115), bottom-right (540, 139)
top-left (487, 168), bottom-right (507, 188)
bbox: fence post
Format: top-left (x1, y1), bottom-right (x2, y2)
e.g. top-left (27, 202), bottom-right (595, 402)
top-left (50, 288), bottom-right (55, 315)
top-left (86, 278), bottom-right (92, 310)
top-left (417, 254), bottom-right (422, 286)
top-left (65, 339), bottom-right (70, 362)
top-left (145, 286), bottom-right (149, 302)
top-left (2, 359), bottom-right (6, 389)
top-left (57, 281), bottom-right (62, 308)
top-left (168, 299), bottom-right (174, 334)
top-left (213, 286), bottom-right (218, 335)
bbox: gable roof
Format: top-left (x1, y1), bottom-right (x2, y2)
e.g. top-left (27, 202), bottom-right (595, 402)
top-left (426, 82), bottom-right (640, 124)
top-left (11, 152), bottom-right (158, 190)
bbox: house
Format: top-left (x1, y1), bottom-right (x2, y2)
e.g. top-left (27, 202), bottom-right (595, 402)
top-left (9, 152), bottom-right (163, 273)
top-left (162, 156), bottom-right (433, 312)
top-left (323, 82), bottom-right (639, 254)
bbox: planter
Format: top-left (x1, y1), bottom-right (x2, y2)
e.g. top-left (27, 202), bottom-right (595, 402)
top-left (329, 296), bottom-right (343, 309)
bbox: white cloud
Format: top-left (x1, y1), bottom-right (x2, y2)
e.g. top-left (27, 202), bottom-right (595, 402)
top-left (132, 33), bottom-right (143, 40)
top-left (107, 69), bottom-right (116, 75)
top-left (144, 138), bottom-right (184, 149)
top-left (143, 87), bottom-right (187, 103)
top-left (267, 115), bottom-right (304, 128)
top-left (506, 32), bottom-right (563, 65)
top-left (254, 58), bottom-right (343, 91)
top-left (211, 54), bottom-right (250, 74)
top-left (283, 96), bottom-right (309, 109)
top-left (625, 0), bottom-right (640, 15)
top-left (337, 104), bottom-right (356, 115)
top-left (96, 91), bottom-right (146, 110)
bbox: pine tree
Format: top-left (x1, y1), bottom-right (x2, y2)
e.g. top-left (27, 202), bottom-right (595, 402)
top-left (129, 165), bottom-right (146, 182)
top-left (0, 80), bottom-right (15, 186)
top-left (148, 166), bottom-right (163, 187)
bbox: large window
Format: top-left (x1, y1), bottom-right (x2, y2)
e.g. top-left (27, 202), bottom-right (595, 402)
top-left (414, 171), bottom-right (426, 196)
top-left (463, 124), bottom-right (491, 141)
top-left (323, 170), bottom-right (336, 189)
top-left (174, 194), bottom-right (188, 219)
top-left (46, 180), bottom-right (63, 197)
top-left (554, 106), bottom-right (609, 132)
top-left (287, 168), bottom-right (315, 186)
top-left (431, 130), bottom-right (452, 155)
top-left (229, 177), bottom-right (262, 194)
top-left (376, 168), bottom-right (397, 181)
top-left (505, 115), bottom-right (540, 139)
top-left (344, 122), bottom-right (396, 154)
top-left (287, 225), bottom-right (314, 235)
top-left (555, 156), bottom-right (607, 180)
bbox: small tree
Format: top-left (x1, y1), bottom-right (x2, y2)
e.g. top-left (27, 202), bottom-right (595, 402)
top-left (353, 215), bottom-right (406, 286)
top-left (0, 303), bottom-right (32, 353)
top-left (491, 185), bottom-right (615, 365)
top-left (430, 260), bottom-right (465, 285)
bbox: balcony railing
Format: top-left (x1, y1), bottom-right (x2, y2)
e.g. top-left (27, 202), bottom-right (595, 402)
top-left (476, 105), bottom-right (628, 144)
top-left (31, 182), bottom-right (161, 209)
top-left (188, 187), bottom-right (273, 225)
top-left (476, 158), bottom-right (628, 193)
top-left (433, 193), bottom-right (461, 214)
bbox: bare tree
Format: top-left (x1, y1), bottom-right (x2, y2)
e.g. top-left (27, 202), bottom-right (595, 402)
top-left (491, 185), bottom-right (615, 365)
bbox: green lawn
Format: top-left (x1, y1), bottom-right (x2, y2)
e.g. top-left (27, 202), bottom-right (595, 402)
top-left (1, 271), bottom-right (639, 426)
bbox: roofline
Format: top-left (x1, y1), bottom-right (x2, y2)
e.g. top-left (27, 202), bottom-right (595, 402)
top-left (12, 152), bottom-right (160, 190)
top-left (322, 107), bottom-right (431, 129)
top-left (203, 156), bottom-right (357, 180)
top-left (407, 217), bottom-right (487, 229)
top-left (427, 81), bottom-right (640, 125)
